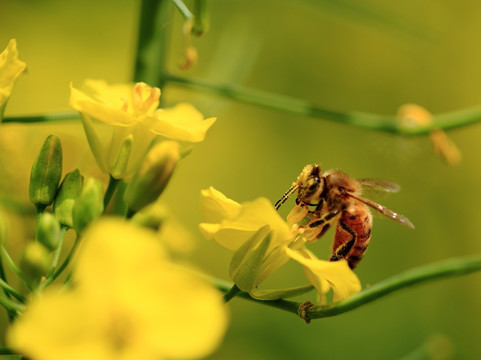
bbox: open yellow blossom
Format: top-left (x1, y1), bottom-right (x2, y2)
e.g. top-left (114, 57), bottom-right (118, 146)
top-left (8, 218), bottom-right (227, 360)
top-left (0, 39), bottom-right (27, 109)
top-left (69, 80), bottom-right (216, 179)
top-left (199, 187), bottom-right (361, 302)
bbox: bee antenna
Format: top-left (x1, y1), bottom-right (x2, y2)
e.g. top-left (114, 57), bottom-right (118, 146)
top-left (274, 184), bottom-right (299, 210)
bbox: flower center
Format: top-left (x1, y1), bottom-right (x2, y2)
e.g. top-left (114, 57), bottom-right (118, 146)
top-left (130, 82), bottom-right (161, 117)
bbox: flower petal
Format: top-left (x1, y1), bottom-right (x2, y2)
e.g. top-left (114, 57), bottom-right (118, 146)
top-left (148, 103), bottom-right (216, 143)
top-left (285, 247), bottom-right (361, 304)
top-left (203, 197), bottom-right (291, 251)
top-left (70, 81), bottom-right (138, 127)
top-left (0, 39), bottom-right (27, 106)
top-left (200, 186), bottom-right (242, 223)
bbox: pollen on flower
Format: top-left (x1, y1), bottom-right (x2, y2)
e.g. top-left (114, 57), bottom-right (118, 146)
top-left (132, 82), bottom-right (161, 116)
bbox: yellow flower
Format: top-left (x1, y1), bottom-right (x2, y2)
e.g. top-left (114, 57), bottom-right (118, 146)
top-left (69, 80), bottom-right (216, 179)
top-left (199, 187), bottom-right (361, 302)
top-left (0, 39), bottom-right (27, 109)
top-left (284, 247), bottom-right (361, 304)
top-left (8, 219), bottom-right (228, 360)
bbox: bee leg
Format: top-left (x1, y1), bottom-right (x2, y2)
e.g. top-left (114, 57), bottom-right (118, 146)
top-left (304, 209), bottom-right (340, 241)
top-left (330, 220), bottom-right (356, 262)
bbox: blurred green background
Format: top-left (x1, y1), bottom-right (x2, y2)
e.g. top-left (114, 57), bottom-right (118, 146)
top-left (2, 0), bottom-right (481, 359)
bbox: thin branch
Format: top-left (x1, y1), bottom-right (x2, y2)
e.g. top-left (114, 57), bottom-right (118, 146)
top-left (164, 72), bottom-right (481, 135)
top-left (307, 253), bottom-right (481, 320)
top-left (212, 254), bottom-right (481, 321)
top-left (171, 0), bottom-right (193, 20)
top-left (2, 112), bottom-right (78, 124)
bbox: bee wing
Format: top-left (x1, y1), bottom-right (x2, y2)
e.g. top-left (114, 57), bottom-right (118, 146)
top-left (357, 178), bottom-right (401, 193)
top-left (348, 193), bottom-right (415, 229)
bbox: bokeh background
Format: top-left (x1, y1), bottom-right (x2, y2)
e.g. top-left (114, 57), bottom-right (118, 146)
top-left (2, 0), bottom-right (481, 359)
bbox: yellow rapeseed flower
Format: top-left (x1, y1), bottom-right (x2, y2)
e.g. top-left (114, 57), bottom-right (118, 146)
top-left (69, 80), bottom-right (216, 179)
top-left (8, 218), bottom-right (228, 360)
top-left (199, 187), bottom-right (361, 302)
top-left (0, 39), bottom-right (27, 110)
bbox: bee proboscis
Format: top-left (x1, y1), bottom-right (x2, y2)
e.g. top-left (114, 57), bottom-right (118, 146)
top-left (276, 164), bottom-right (414, 269)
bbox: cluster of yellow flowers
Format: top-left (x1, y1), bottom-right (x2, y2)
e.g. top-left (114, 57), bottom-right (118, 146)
top-left (0, 39), bottom-right (362, 360)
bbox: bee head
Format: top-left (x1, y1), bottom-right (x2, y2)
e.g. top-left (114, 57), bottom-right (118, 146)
top-left (296, 164), bottom-right (323, 203)
top-left (324, 170), bottom-right (360, 201)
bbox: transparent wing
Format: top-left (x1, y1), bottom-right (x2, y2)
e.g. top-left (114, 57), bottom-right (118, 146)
top-left (348, 193), bottom-right (415, 229)
top-left (357, 178), bottom-right (401, 193)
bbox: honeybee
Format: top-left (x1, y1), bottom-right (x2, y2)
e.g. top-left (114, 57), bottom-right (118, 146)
top-left (275, 164), bottom-right (414, 269)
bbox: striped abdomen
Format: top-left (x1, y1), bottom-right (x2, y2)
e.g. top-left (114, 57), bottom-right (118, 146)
top-left (331, 202), bottom-right (372, 269)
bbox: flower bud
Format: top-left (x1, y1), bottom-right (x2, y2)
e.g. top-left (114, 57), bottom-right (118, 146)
top-left (72, 178), bottom-right (104, 233)
top-left (53, 169), bottom-right (84, 228)
top-left (29, 135), bottom-right (63, 207)
top-left (20, 242), bottom-right (50, 285)
top-left (124, 141), bottom-right (179, 212)
top-left (35, 212), bottom-right (61, 251)
top-left (229, 225), bottom-right (272, 292)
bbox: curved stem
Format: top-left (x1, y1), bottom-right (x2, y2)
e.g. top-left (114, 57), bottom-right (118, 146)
top-left (164, 72), bottom-right (481, 135)
top-left (0, 245), bottom-right (32, 291)
top-left (307, 254), bottom-right (481, 320)
top-left (212, 254), bottom-right (481, 321)
top-left (0, 278), bottom-right (26, 303)
top-left (40, 235), bottom-right (80, 289)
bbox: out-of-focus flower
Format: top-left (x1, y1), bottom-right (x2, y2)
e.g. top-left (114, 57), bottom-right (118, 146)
top-left (199, 187), bottom-right (361, 302)
top-left (0, 39), bottom-right (27, 113)
top-left (8, 218), bottom-right (228, 360)
top-left (397, 104), bottom-right (462, 166)
top-left (69, 80), bottom-right (216, 179)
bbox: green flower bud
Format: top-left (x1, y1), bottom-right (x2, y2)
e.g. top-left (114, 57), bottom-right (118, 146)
top-left (124, 141), bottom-right (179, 212)
top-left (229, 225), bottom-right (272, 292)
top-left (29, 135), bottom-right (63, 207)
top-left (53, 169), bottom-right (84, 228)
top-left (20, 242), bottom-right (50, 285)
top-left (72, 178), bottom-right (104, 233)
top-left (35, 212), bottom-right (61, 251)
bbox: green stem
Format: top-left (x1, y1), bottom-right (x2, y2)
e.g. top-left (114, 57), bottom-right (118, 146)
top-left (212, 254), bottom-right (481, 321)
top-left (223, 284), bottom-right (240, 302)
top-left (103, 175), bottom-right (120, 210)
top-left (0, 278), bottom-right (26, 303)
top-left (171, 0), bottom-right (193, 20)
top-left (44, 227), bottom-right (68, 280)
top-left (308, 254), bottom-right (481, 320)
top-left (0, 245), bottom-right (32, 291)
top-left (133, 0), bottom-right (172, 87)
top-left (2, 111), bottom-right (78, 124)
top-left (0, 291), bottom-right (24, 314)
top-left (40, 235), bottom-right (80, 289)
top-left (164, 72), bottom-right (481, 135)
